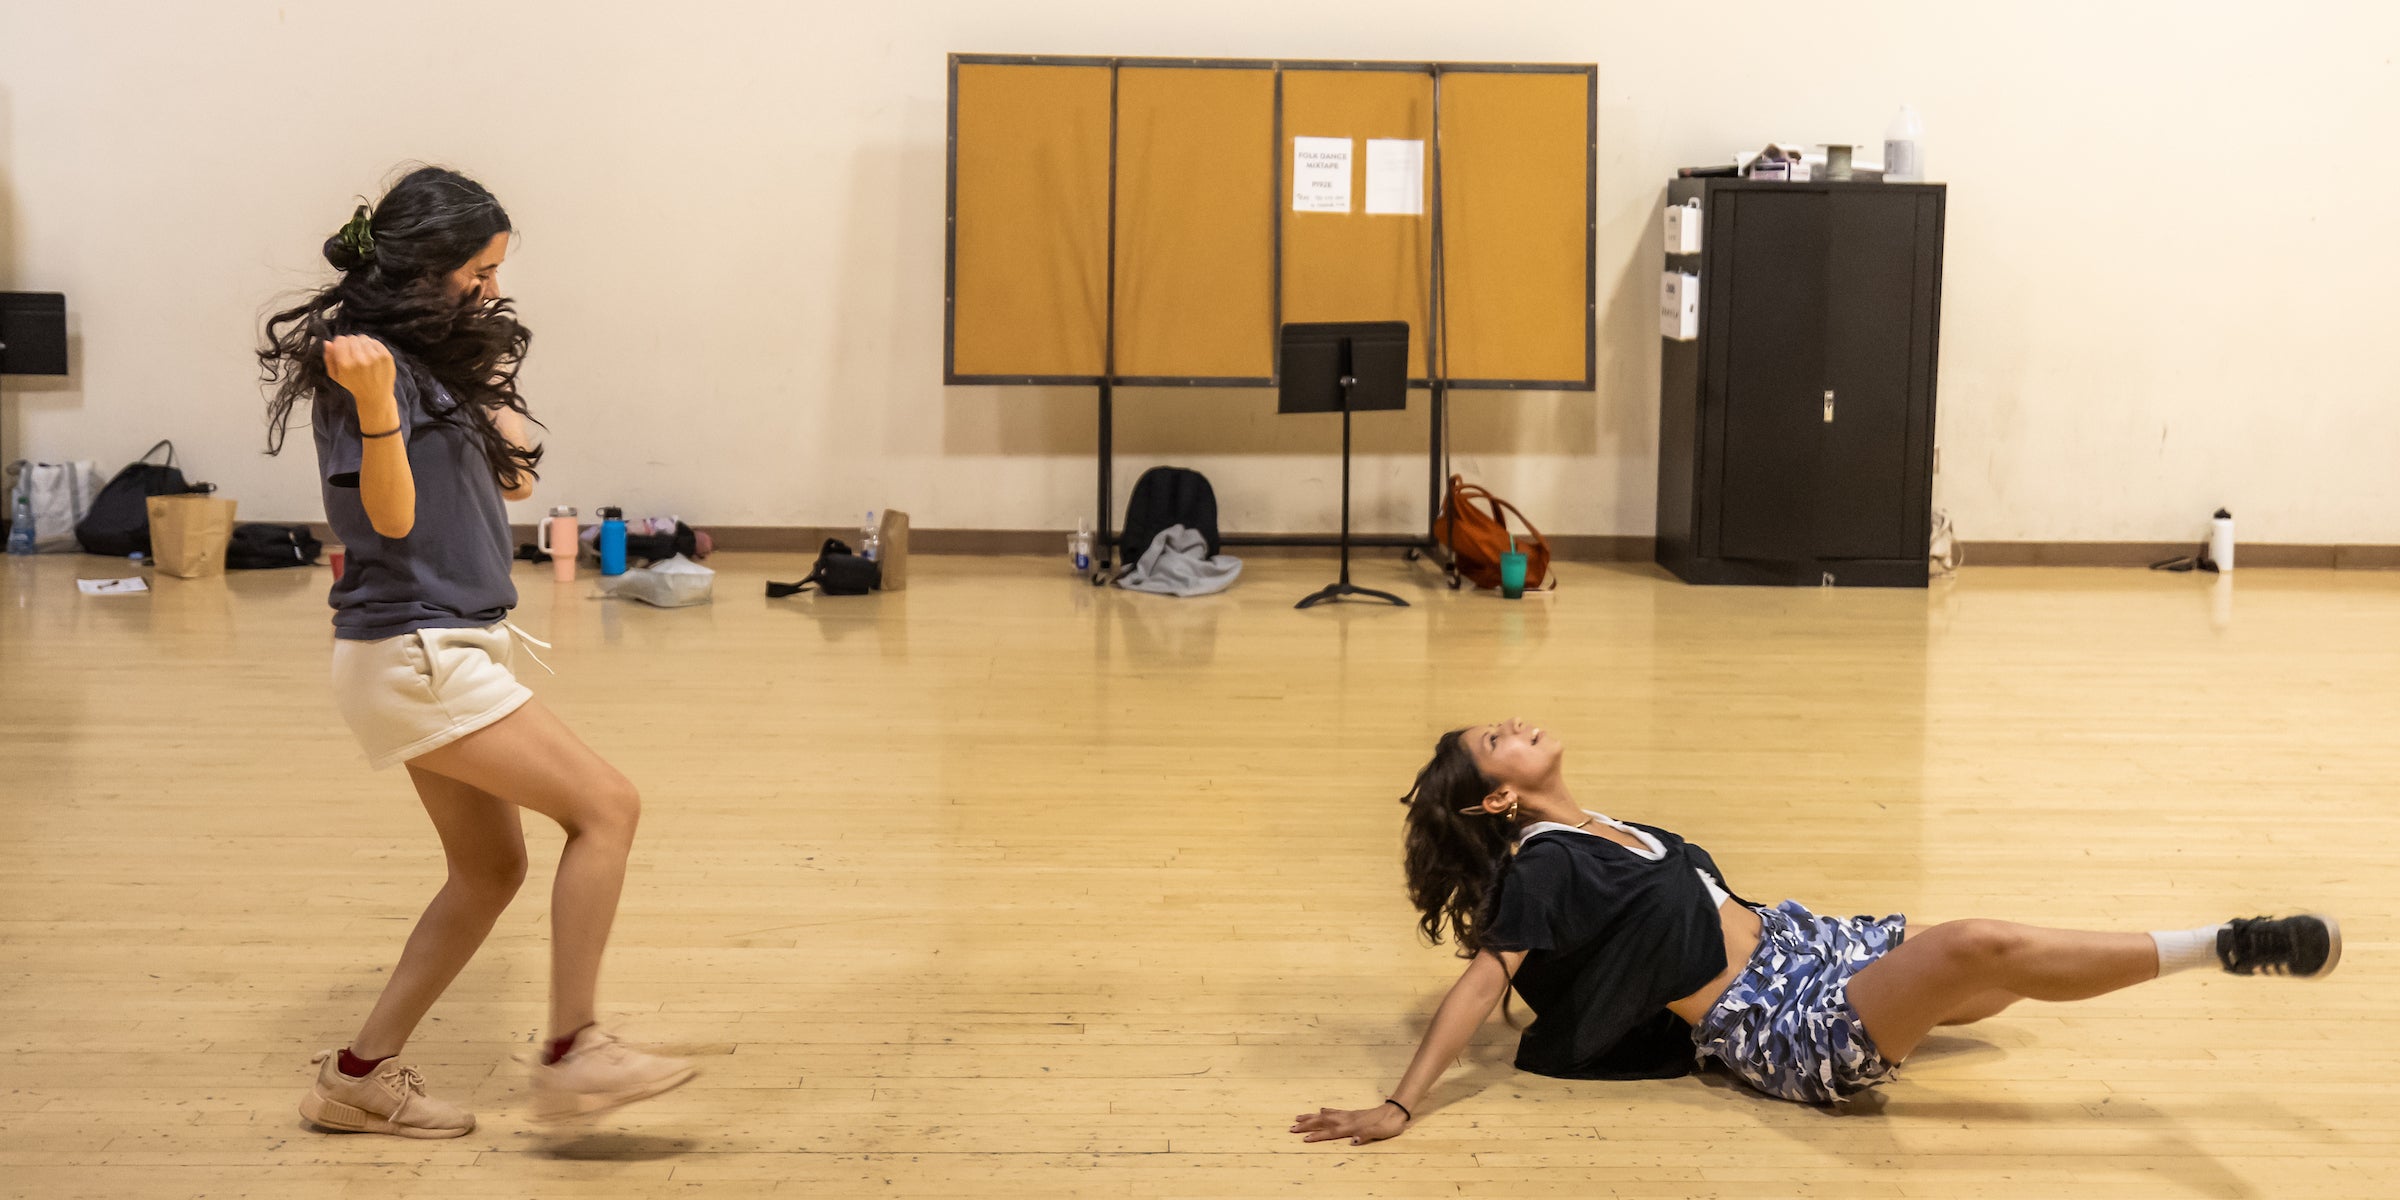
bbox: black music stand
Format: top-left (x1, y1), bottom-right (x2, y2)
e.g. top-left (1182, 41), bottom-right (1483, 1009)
top-left (1280, 321), bottom-right (1411, 609)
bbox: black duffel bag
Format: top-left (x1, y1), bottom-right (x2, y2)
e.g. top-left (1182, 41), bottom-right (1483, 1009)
top-left (77, 440), bottom-right (203, 557)
top-left (766, 537), bottom-right (880, 597)
top-left (625, 520), bottom-right (699, 566)
top-left (226, 523), bottom-right (323, 570)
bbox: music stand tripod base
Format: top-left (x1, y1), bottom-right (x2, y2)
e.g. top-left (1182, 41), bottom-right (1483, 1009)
top-left (1296, 580), bottom-right (1408, 609)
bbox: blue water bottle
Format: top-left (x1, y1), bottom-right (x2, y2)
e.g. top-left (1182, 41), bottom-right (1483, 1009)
top-left (598, 506), bottom-right (628, 576)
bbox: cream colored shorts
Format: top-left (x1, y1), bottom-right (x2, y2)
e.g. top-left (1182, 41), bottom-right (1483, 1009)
top-left (331, 624), bottom-right (535, 770)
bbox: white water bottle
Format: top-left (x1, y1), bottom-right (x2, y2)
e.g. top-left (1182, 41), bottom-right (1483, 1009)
top-left (1884, 103), bottom-right (1924, 182)
top-left (860, 510), bottom-right (882, 562)
top-left (2209, 508), bottom-right (2235, 572)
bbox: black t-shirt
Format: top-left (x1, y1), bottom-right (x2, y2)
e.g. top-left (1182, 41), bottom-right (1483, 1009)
top-left (1481, 823), bottom-right (1753, 1080)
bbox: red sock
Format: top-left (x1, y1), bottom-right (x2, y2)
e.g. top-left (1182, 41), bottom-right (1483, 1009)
top-left (337, 1048), bottom-right (394, 1078)
top-left (544, 1025), bottom-right (593, 1065)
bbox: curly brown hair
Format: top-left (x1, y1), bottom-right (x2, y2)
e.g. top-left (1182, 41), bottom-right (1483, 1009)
top-left (258, 165), bottom-right (540, 491)
top-left (1398, 729), bottom-right (1517, 958)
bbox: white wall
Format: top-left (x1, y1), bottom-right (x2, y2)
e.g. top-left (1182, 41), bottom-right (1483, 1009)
top-left (4, 0), bottom-right (2394, 545)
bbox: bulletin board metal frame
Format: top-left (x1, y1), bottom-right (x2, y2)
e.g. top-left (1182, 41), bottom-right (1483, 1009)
top-left (945, 53), bottom-right (1597, 581)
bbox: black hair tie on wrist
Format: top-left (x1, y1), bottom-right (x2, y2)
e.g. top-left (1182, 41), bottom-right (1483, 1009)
top-left (1383, 1098), bottom-right (1412, 1121)
top-left (361, 427), bottom-right (402, 439)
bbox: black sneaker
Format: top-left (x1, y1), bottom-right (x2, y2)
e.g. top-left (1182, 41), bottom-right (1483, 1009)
top-left (2217, 914), bottom-right (2342, 978)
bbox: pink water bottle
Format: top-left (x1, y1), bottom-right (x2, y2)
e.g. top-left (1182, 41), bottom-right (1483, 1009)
top-left (538, 506), bottom-right (579, 582)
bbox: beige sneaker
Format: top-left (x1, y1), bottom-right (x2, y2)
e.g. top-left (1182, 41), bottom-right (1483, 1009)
top-left (298, 1050), bottom-right (475, 1138)
top-left (529, 1025), bottom-right (697, 1122)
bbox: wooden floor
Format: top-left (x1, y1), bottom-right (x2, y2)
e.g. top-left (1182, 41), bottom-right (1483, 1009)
top-left (1, 550), bottom-right (2395, 1198)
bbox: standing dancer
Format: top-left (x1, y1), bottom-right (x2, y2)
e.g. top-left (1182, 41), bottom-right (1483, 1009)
top-left (260, 166), bottom-right (694, 1136)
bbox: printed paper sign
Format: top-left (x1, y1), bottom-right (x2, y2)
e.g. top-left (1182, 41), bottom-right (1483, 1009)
top-left (1292, 137), bottom-right (1353, 213)
top-left (1364, 139), bottom-right (1425, 215)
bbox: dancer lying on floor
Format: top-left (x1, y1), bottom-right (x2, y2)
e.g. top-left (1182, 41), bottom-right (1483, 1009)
top-left (1292, 719), bottom-right (2340, 1144)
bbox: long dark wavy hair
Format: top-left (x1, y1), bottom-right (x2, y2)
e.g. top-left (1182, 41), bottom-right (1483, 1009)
top-left (1398, 729), bottom-right (1519, 959)
top-left (258, 166), bottom-right (540, 490)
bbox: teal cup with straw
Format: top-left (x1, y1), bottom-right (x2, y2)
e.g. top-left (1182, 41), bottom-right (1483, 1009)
top-left (1500, 536), bottom-right (1528, 599)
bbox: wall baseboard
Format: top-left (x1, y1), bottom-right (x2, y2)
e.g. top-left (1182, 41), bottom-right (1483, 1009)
top-left (1960, 541), bottom-right (2400, 570)
top-left (470, 525), bottom-right (1662, 561)
top-left (688, 528), bottom-right (1667, 562)
top-left (285, 522), bottom-right (2395, 570)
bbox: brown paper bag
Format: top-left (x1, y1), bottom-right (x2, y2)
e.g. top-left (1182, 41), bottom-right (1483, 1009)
top-left (876, 509), bottom-right (910, 591)
top-left (145, 494), bottom-right (238, 578)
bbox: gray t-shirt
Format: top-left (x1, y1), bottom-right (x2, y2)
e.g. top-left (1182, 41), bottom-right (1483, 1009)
top-left (314, 347), bottom-right (518, 641)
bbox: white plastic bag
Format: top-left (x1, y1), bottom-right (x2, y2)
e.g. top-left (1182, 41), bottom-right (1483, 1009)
top-left (5, 459), bottom-right (104, 553)
top-left (594, 553), bottom-right (714, 607)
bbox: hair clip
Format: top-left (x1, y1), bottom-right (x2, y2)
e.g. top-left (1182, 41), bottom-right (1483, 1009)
top-left (335, 204), bottom-right (376, 265)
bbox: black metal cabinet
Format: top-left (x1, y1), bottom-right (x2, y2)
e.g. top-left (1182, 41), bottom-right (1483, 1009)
top-left (1656, 179), bottom-right (1945, 587)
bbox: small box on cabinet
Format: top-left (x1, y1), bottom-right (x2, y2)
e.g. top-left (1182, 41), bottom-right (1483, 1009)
top-left (1664, 199), bottom-right (1703, 255)
top-left (1660, 271), bottom-right (1699, 340)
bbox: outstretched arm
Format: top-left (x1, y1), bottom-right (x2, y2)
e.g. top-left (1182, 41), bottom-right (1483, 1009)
top-left (1290, 947), bottom-right (1525, 1145)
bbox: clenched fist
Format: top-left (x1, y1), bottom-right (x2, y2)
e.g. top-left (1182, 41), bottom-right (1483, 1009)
top-left (323, 335), bottom-right (395, 400)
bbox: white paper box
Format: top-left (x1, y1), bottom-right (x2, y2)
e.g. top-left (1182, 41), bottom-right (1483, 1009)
top-left (1660, 271), bottom-right (1700, 340)
top-left (1664, 200), bottom-right (1703, 255)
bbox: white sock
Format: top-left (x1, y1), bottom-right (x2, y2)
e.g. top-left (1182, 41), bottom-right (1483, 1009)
top-left (2150, 924), bottom-right (2229, 977)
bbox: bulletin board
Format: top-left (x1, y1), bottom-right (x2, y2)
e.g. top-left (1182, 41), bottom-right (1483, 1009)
top-left (1434, 66), bottom-right (1595, 388)
top-left (948, 61), bottom-right (1114, 381)
top-left (945, 55), bottom-right (1595, 390)
top-left (1277, 67), bottom-right (1437, 380)
top-left (1112, 66), bottom-right (1278, 381)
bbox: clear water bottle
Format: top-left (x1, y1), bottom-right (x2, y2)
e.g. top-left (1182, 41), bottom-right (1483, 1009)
top-left (1070, 517), bottom-right (1093, 572)
top-left (860, 510), bottom-right (882, 563)
top-left (6, 494), bottom-right (34, 555)
top-left (1884, 103), bottom-right (1924, 182)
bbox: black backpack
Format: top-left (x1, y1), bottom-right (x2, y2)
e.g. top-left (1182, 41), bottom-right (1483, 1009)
top-left (77, 440), bottom-right (201, 557)
top-left (765, 538), bottom-right (881, 597)
top-left (1118, 466), bottom-right (1220, 563)
top-left (226, 523), bottom-right (323, 570)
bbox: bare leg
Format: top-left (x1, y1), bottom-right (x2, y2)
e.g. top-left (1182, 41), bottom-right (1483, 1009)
top-left (348, 770), bottom-right (528, 1059)
top-left (1936, 988), bottom-right (2022, 1027)
top-left (1846, 920), bottom-right (2157, 1061)
top-left (408, 699), bottom-right (641, 1042)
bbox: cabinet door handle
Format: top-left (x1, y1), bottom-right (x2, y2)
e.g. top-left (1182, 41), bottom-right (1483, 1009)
top-left (1822, 389), bottom-right (1836, 423)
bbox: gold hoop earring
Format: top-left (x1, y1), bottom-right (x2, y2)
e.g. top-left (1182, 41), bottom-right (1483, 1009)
top-left (1506, 797), bottom-right (1520, 820)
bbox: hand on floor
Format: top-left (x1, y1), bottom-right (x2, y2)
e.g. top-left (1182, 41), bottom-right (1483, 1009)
top-left (1290, 1102), bottom-right (1408, 1145)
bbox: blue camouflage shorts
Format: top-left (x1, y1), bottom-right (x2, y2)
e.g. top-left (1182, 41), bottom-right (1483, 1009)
top-left (1692, 899), bottom-right (1907, 1104)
